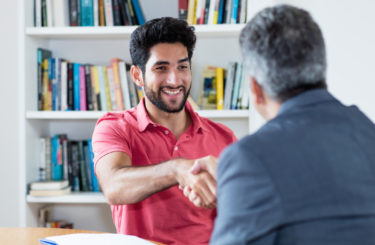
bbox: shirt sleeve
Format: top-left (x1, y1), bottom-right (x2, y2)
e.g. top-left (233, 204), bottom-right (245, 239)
top-left (210, 140), bottom-right (283, 244)
top-left (91, 115), bottom-right (132, 167)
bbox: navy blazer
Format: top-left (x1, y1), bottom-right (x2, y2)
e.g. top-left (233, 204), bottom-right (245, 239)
top-left (211, 89), bottom-right (375, 245)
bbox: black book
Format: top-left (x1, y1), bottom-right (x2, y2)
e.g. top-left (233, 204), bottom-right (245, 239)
top-left (67, 140), bottom-right (74, 189)
top-left (41, 0), bottom-right (47, 26)
top-left (112, 0), bottom-right (122, 26)
top-left (77, 141), bottom-right (88, 192)
top-left (118, 0), bottom-right (129, 25)
top-left (84, 65), bottom-right (94, 111)
top-left (71, 141), bottom-right (81, 191)
top-left (69, 0), bottom-right (79, 26)
top-left (67, 63), bottom-right (74, 110)
top-left (127, 0), bottom-right (138, 25)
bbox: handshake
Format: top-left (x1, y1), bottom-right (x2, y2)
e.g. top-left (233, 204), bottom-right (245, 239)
top-left (176, 156), bottom-right (218, 209)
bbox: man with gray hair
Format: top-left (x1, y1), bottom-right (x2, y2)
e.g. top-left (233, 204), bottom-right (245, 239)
top-left (206, 4), bottom-right (375, 244)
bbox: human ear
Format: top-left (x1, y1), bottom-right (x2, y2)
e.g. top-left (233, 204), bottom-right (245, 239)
top-left (130, 65), bottom-right (144, 87)
top-left (250, 77), bottom-right (265, 105)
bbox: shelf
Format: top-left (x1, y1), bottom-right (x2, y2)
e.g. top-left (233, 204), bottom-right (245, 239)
top-left (26, 192), bottom-right (106, 204)
top-left (25, 24), bottom-right (245, 39)
top-left (26, 110), bottom-right (249, 120)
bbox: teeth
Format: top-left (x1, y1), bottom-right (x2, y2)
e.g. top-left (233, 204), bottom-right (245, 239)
top-left (163, 88), bottom-right (181, 95)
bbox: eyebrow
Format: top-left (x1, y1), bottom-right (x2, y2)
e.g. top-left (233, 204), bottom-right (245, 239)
top-left (152, 57), bottom-right (189, 66)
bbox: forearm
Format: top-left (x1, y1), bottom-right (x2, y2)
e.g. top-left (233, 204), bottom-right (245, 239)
top-left (103, 159), bottom-right (182, 205)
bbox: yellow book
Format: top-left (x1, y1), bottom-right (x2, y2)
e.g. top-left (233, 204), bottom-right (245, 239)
top-left (102, 66), bottom-right (112, 111)
top-left (91, 66), bottom-right (101, 110)
top-left (187, 0), bottom-right (195, 25)
top-left (111, 58), bottom-right (125, 111)
top-left (216, 67), bottom-right (224, 110)
top-left (42, 59), bottom-right (51, 111)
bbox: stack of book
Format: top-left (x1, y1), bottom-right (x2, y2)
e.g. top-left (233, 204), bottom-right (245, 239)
top-left (29, 180), bottom-right (71, 196)
top-left (34, 0), bottom-right (145, 27)
top-left (37, 48), bottom-right (143, 112)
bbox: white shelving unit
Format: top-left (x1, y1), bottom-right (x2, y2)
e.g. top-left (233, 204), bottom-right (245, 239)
top-left (19, 0), bottom-right (257, 232)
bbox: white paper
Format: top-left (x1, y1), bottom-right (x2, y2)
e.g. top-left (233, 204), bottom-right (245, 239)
top-left (41, 233), bottom-right (155, 245)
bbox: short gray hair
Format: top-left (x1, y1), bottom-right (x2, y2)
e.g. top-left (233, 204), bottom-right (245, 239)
top-left (240, 4), bottom-right (327, 102)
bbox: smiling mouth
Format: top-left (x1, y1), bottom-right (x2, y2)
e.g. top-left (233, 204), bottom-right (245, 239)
top-left (161, 87), bottom-right (184, 96)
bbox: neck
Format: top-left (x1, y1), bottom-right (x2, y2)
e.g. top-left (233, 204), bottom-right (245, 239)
top-left (144, 99), bottom-right (191, 140)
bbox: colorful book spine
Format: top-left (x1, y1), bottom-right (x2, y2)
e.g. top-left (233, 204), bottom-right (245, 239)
top-left (73, 63), bottom-right (81, 110)
top-left (88, 139), bottom-right (100, 192)
top-left (81, 0), bottom-right (94, 26)
top-left (51, 135), bottom-right (63, 180)
top-left (98, 66), bottom-right (108, 111)
top-left (79, 65), bottom-right (87, 111)
top-left (111, 58), bottom-right (125, 111)
top-left (103, 66), bottom-right (112, 111)
top-left (216, 67), bottom-right (224, 110)
top-left (131, 0), bottom-right (144, 25)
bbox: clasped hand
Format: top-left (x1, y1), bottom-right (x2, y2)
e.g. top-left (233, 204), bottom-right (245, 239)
top-left (177, 156), bottom-right (218, 209)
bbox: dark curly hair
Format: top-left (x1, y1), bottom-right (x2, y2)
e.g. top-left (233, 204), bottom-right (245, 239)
top-left (130, 17), bottom-right (196, 74)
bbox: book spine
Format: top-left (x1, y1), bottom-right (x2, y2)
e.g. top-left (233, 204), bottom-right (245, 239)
top-left (107, 66), bottom-right (117, 111)
top-left (104, 0), bottom-right (114, 26)
top-left (88, 139), bottom-right (100, 192)
top-left (45, 137), bottom-right (51, 180)
top-left (71, 142), bottom-right (81, 191)
top-left (46, 0), bottom-right (53, 26)
top-left (79, 65), bottom-right (87, 111)
top-left (60, 61), bottom-right (68, 111)
top-left (223, 62), bottom-right (236, 110)
top-left (77, 141), bottom-right (88, 191)
top-left (55, 58), bottom-right (62, 110)
top-left (111, 59), bottom-right (125, 110)
top-left (73, 63), bottom-right (81, 110)
top-left (84, 64), bottom-right (94, 111)
top-left (69, 0), bottom-right (79, 26)
top-left (81, 0), bottom-right (94, 26)
top-left (118, 61), bottom-right (131, 109)
top-left (231, 0), bottom-right (239, 24)
top-left (51, 135), bottom-right (63, 180)
top-left (35, 0), bottom-right (42, 27)
top-left (39, 138), bottom-right (47, 181)
top-left (178, 0), bottom-right (188, 21)
top-left (98, 66), bottom-right (107, 111)
top-left (103, 66), bottom-right (113, 111)
top-left (98, 0), bottom-right (106, 26)
top-left (130, 0), bottom-right (144, 25)
top-left (90, 66), bottom-right (99, 110)
top-left (118, 0), bottom-right (129, 25)
top-left (93, 0), bottom-right (99, 26)
top-left (67, 63), bottom-right (74, 110)
top-left (84, 143), bottom-right (94, 191)
top-left (127, 0), bottom-right (138, 25)
top-left (61, 135), bottom-right (69, 180)
top-left (92, 66), bottom-right (102, 110)
top-left (112, 0), bottom-right (122, 25)
top-left (50, 58), bottom-right (56, 110)
top-left (231, 63), bottom-right (242, 109)
top-left (216, 67), bottom-right (224, 110)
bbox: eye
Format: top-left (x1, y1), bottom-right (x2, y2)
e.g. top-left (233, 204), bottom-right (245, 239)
top-left (155, 66), bottom-right (167, 71)
top-left (178, 65), bottom-right (189, 70)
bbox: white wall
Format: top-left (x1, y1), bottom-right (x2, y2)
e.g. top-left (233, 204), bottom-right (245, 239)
top-left (0, 1), bottom-right (19, 226)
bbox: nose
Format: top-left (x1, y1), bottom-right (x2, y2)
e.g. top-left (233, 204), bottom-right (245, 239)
top-left (166, 69), bottom-right (179, 85)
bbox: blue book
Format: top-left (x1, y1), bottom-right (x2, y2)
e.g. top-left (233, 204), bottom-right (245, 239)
top-left (231, 0), bottom-right (239, 24)
top-left (51, 135), bottom-right (63, 180)
top-left (231, 63), bottom-right (242, 109)
top-left (88, 139), bottom-right (100, 192)
top-left (218, 0), bottom-right (225, 24)
top-left (81, 0), bottom-right (94, 26)
top-left (131, 0), bottom-right (145, 25)
top-left (84, 143), bottom-right (93, 191)
top-left (49, 58), bottom-right (56, 111)
top-left (73, 63), bottom-right (80, 111)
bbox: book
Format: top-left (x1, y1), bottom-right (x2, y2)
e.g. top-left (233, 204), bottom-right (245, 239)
top-left (67, 63), bottom-right (74, 110)
top-left (37, 48), bottom-right (52, 110)
top-left (81, 0), bottom-right (94, 26)
top-left (104, 0), bottom-right (114, 26)
top-left (69, 0), bottom-right (79, 26)
top-left (93, 0), bottom-right (99, 26)
top-left (198, 65), bottom-right (217, 109)
top-left (178, 0), bottom-right (188, 21)
top-left (30, 180), bottom-right (69, 190)
top-left (231, 63), bottom-right (242, 109)
top-left (29, 186), bottom-right (71, 196)
top-left (53, 0), bottom-right (69, 26)
top-left (118, 61), bottom-right (131, 109)
top-left (35, 0), bottom-right (42, 27)
top-left (98, 0), bottom-right (106, 26)
top-left (79, 65), bottom-right (87, 111)
top-left (84, 64), bottom-right (94, 111)
top-left (87, 139), bottom-right (100, 192)
top-left (98, 66), bottom-right (108, 111)
top-left (223, 61), bottom-right (236, 110)
top-left (91, 65), bottom-right (102, 110)
top-left (187, 0), bottom-right (197, 25)
top-left (73, 63), bottom-right (81, 110)
top-left (216, 67), bottom-right (225, 110)
top-left (39, 138), bottom-right (47, 181)
top-left (131, 0), bottom-right (145, 25)
top-left (51, 135), bottom-right (63, 180)
top-left (111, 58), bottom-right (125, 111)
top-left (71, 141), bottom-right (81, 191)
top-left (77, 141), bottom-right (89, 191)
top-left (107, 66), bottom-right (117, 111)
top-left (112, 0), bottom-right (122, 25)
top-left (103, 66), bottom-right (113, 111)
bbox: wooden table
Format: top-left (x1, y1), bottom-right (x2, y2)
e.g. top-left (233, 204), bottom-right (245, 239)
top-left (0, 227), bottom-right (162, 245)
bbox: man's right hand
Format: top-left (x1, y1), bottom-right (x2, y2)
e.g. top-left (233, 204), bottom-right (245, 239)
top-left (175, 158), bottom-right (217, 209)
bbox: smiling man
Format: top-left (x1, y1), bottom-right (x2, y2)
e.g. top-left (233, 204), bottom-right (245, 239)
top-left (91, 17), bottom-right (236, 244)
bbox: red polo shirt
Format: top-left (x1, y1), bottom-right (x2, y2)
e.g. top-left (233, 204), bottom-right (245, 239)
top-left (92, 98), bottom-right (236, 244)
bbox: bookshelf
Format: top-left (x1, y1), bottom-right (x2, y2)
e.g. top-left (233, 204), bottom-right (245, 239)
top-left (19, 0), bottom-right (260, 232)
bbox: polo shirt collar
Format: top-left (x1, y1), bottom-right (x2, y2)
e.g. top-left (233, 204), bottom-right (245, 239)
top-left (136, 98), bottom-right (206, 134)
top-left (278, 88), bottom-right (337, 116)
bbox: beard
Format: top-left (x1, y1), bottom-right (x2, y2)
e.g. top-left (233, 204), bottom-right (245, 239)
top-left (144, 83), bottom-right (191, 113)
